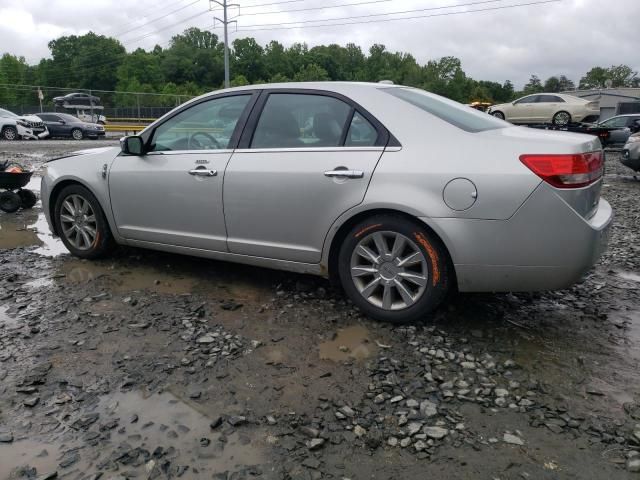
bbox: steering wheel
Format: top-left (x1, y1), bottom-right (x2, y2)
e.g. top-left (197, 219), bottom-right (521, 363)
top-left (189, 131), bottom-right (221, 150)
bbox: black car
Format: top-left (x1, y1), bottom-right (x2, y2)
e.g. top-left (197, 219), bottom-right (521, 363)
top-left (38, 113), bottom-right (105, 140)
top-left (595, 114), bottom-right (640, 146)
top-left (52, 92), bottom-right (101, 106)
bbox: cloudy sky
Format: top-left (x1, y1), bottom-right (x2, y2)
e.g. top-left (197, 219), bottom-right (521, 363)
top-left (1, 0), bottom-right (638, 88)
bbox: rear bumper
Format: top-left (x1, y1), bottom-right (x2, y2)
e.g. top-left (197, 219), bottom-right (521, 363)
top-left (426, 183), bottom-right (613, 292)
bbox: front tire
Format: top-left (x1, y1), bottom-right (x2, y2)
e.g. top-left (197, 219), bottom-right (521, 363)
top-left (552, 111), bottom-right (571, 126)
top-left (53, 184), bottom-right (114, 258)
top-left (71, 128), bottom-right (83, 140)
top-left (2, 126), bottom-right (18, 141)
top-left (491, 111), bottom-right (505, 120)
top-left (338, 215), bottom-right (452, 323)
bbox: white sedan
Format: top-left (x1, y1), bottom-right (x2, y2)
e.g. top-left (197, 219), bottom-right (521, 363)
top-left (488, 93), bottom-right (600, 126)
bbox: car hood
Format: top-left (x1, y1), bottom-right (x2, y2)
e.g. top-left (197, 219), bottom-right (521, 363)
top-left (47, 146), bottom-right (119, 163)
top-left (19, 115), bottom-right (44, 122)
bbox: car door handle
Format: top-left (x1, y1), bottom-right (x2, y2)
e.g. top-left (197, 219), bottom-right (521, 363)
top-left (324, 169), bottom-right (364, 179)
top-left (188, 168), bottom-right (217, 177)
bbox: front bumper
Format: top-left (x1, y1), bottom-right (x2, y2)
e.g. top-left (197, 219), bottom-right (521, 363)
top-left (621, 146), bottom-right (640, 172)
top-left (427, 183), bottom-right (613, 292)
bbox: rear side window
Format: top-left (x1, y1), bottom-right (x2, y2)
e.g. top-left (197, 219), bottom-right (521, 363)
top-left (538, 95), bottom-right (564, 103)
top-left (384, 87), bottom-right (507, 133)
top-left (251, 93), bottom-right (351, 148)
top-left (345, 112), bottom-right (378, 146)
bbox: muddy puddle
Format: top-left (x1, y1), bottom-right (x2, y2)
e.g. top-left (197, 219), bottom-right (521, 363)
top-left (0, 176), bottom-right (67, 256)
top-left (319, 325), bottom-right (378, 361)
top-left (59, 258), bottom-right (271, 302)
top-left (0, 390), bottom-right (265, 479)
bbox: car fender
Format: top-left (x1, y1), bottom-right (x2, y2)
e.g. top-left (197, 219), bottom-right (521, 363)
top-left (43, 147), bottom-right (125, 243)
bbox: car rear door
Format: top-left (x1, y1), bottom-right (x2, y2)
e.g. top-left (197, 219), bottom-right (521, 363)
top-left (109, 92), bottom-right (257, 251)
top-left (537, 95), bottom-right (564, 122)
top-left (223, 90), bottom-right (388, 263)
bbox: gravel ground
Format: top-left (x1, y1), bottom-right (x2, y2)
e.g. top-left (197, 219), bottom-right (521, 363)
top-left (0, 140), bottom-right (639, 479)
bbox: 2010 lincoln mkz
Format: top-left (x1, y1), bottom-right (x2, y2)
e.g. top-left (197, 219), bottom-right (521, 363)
top-left (41, 82), bottom-right (613, 323)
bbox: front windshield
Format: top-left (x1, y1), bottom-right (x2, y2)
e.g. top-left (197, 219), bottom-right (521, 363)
top-left (0, 108), bottom-right (18, 119)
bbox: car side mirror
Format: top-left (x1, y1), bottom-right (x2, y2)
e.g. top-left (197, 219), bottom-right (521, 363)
top-left (120, 136), bottom-right (144, 155)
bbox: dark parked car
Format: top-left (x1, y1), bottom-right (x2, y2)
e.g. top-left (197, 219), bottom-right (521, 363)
top-left (596, 114), bottom-right (640, 146)
top-left (53, 92), bottom-right (101, 106)
top-left (38, 113), bottom-right (105, 140)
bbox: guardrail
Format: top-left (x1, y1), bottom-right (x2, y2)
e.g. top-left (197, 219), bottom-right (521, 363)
top-left (103, 124), bottom-right (147, 135)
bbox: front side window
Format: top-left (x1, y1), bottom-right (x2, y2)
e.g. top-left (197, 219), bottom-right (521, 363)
top-left (384, 87), bottom-right (507, 133)
top-left (150, 95), bottom-right (251, 152)
top-left (601, 117), bottom-right (627, 128)
top-left (251, 94), bottom-right (351, 148)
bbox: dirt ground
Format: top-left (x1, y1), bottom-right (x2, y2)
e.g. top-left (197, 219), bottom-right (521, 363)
top-left (0, 139), bottom-right (639, 480)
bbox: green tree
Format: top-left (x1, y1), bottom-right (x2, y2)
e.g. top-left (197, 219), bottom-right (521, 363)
top-left (579, 67), bottom-right (609, 89)
top-left (293, 63), bottom-right (329, 82)
top-left (230, 75), bottom-right (249, 87)
top-left (232, 38), bottom-right (265, 83)
top-left (45, 32), bottom-right (126, 90)
top-left (523, 75), bottom-right (544, 94)
top-left (269, 73), bottom-right (290, 83)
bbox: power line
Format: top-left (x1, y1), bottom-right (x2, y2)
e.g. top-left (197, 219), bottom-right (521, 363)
top-left (122, 10), bottom-right (209, 45)
top-left (233, 0), bottom-right (561, 32)
top-left (237, 0), bottom-right (394, 17)
top-left (235, 0), bottom-right (526, 29)
top-left (113, 0), bottom-right (203, 38)
top-left (101, 0), bottom-right (192, 33)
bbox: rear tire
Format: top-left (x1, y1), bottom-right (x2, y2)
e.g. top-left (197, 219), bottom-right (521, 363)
top-left (338, 215), bottom-right (452, 324)
top-left (71, 128), bottom-right (83, 140)
top-left (18, 189), bottom-right (37, 209)
top-left (0, 191), bottom-right (21, 213)
top-left (552, 111), bottom-right (571, 126)
top-left (2, 126), bottom-right (18, 141)
top-left (53, 184), bottom-right (114, 259)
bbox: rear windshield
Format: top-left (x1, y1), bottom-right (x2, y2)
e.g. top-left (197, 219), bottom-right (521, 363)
top-left (383, 87), bottom-right (508, 133)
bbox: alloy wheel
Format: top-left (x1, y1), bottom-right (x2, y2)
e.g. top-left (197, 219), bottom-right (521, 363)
top-left (3, 127), bottom-right (17, 140)
top-left (59, 194), bottom-right (97, 250)
top-left (350, 231), bottom-right (428, 311)
top-left (554, 112), bottom-right (570, 125)
top-left (72, 129), bottom-right (83, 140)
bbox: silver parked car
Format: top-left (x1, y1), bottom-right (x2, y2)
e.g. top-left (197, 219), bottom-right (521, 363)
top-left (621, 131), bottom-right (640, 173)
top-left (41, 82), bottom-right (613, 323)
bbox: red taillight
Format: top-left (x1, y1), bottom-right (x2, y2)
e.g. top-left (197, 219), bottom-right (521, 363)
top-left (519, 151), bottom-right (604, 189)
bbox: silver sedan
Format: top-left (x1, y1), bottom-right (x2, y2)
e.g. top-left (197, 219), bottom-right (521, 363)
top-left (41, 82), bottom-right (613, 323)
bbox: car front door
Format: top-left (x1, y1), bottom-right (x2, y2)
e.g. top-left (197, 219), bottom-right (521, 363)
top-left (39, 114), bottom-right (61, 136)
top-left (109, 93), bottom-right (256, 251)
top-left (223, 90), bottom-right (387, 263)
top-left (510, 95), bottom-right (540, 123)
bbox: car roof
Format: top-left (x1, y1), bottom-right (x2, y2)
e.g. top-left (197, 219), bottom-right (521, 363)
top-left (193, 81), bottom-right (399, 100)
top-left (606, 113), bottom-right (640, 118)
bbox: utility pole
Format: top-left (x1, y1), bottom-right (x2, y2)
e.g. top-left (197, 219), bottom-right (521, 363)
top-left (210, 0), bottom-right (238, 88)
